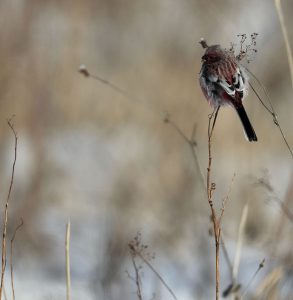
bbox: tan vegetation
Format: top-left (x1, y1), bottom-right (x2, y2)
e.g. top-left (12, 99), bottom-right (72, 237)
top-left (0, 1), bottom-right (292, 299)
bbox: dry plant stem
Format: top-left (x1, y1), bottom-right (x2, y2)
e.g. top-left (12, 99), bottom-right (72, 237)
top-left (247, 77), bottom-right (293, 160)
top-left (79, 65), bottom-right (159, 117)
top-left (240, 259), bottom-right (265, 299)
top-left (276, 197), bottom-right (293, 224)
top-left (219, 173), bottom-right (236, 224)
top-left (79, 65), bottom-right (208, 179)
top-left (233, 203), bottom-right (249, 281)
top-left (79, 65), bottom-right (204, 183)
top-left (272, 177), bottom-right (293, 258)
top-left (0, 119), bottom-right (18, 300)
top-left (80, 64), bottom-right (232, 299)
top-left (66, 221), bottom-right (71, 300)
top-left (167, 114), bottom-right (234, 281)
top-left (130, 256), bottom-right (143, 300)
top-left (207, 107), bottom-right (221, 300)
top-left (166, 118), bottom-right (205, 189)
top-left (79, 64), bottom-right (135, 100)
top-left (2, 289), bottom-right (6, 300)
top-left (10, 219), bottom-right (23, 300)
top-left (136, 252), bottom-right (178, 300)
top-left (275, 0), bottom-right (293, 87)
top-left (79, 65), bottom-right (208, 190)
top-left (90, 74), bottom-right (137, 105)
top-left (254, 267), bottom-right (282, 298)
top-left (220, 234), bottom-right (234, 282)
top-left (167, 113), bottom-right (235, 292)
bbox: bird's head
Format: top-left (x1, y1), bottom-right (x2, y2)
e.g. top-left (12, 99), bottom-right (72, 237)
top-left (201, 45), bottom-right (225, 64)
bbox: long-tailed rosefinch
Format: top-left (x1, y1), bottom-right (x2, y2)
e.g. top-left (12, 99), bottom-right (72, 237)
top-left (199, 44), bottom-right (257, 142)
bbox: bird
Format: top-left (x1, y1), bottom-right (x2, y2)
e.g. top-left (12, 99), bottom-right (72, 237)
top-left (199, 44), bottom-right (257, 142)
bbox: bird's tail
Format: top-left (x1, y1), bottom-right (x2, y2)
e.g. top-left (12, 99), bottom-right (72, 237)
top-left (235, 105), bottom-right (257, 142)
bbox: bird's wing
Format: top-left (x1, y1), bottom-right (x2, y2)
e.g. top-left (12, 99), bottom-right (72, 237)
top-left (217, 67), bottom-right (246, 100)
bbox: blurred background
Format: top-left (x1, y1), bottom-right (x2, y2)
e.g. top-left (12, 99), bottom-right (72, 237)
top-left (0, 0), bottom-right (292, 299)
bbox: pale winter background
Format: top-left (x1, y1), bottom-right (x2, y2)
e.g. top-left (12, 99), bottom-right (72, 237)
top-left (0, 0), bottom-right (292, 299)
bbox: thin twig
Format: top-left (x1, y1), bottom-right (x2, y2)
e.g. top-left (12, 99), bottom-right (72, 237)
top-left (240, 258), bottom-right (265, 299)
top-left (219, 173), bottom-right (236, 225)
top-left (245, 68), bottom-right (277, 115)
top-left (0, 118), bottom-right (18, 300)
top-left (233, 203), bottom-right (249, 281)
top-left (136, 252), bottom-right (178, 300)
top-left (79, 65), bottom-right (206, 188)
top-left (2, 288), bottom-right (6, 300)
top-left (167, 105), bottom-right (234, 300)
top-left (80, 65), bottom-right (207, 193)
top-left (66, 221), bottom-right (71, 300)
top-left (10, 219), bottom-right (23, 300)
top-left (254, 267), bottom-right (282, 298)
top-left (78, 65), bottom-right (159, 117)
top-left (245, 68), bottom-right (293, 160)
top-left (130, 255), bottom-right (143, 300)
top-left (165, 115), bottom-right (205, 189)
top-left (167, 106), bottom-right (234, 299)
top-left (221, 203), bottom-right (249, 298)
top-left (128, 237), bottom-right (178, 300)
top-left (220, 234), bottom-right (234, 283)
top-left (191, 123), bottom-right (197, 143)
top-left (255, 172), bottom-right (293, 224)
top-left (80, 63), bottom-right (233, 300)
top-left (79, 65), bottom-right (207, 191)
top-left (211, 106), bottom-right (220, 134)
top-left (275, 0), bottom-right (293, 87)
top-left (274, 197), bottom-right (293, 224)
top-left (248, 81), bottom-right (273, 115)
top-left (207, 108), bottom-right (221, 300)
top-left (164, 114), bottom-right (192, 146)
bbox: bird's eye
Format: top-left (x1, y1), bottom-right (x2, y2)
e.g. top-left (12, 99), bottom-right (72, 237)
top-left (202, 55), bottom-right (207, 61)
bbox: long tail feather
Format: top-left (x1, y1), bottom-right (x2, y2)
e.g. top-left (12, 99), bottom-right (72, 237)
top-left (235, 105), bottom-right (258, 142)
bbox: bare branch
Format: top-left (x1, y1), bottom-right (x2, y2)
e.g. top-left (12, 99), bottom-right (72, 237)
top-left (130, 255), bottom-right (143, 300)
top-left (240, 258), bottom-right (265, 299)
top-left (136, 252), bottom-right (178, 300)
top-left (65, 221), bottom-right (71, 300)
top-left (245, 68), bottom-right (293, 160)
top-left (10, 219), bottom-right (23, 300)
top-left (78, 65), bottom-right (159, 117)
top-left (233, 203), bottom-right (249, 281)
top-left (219, 173), bottom-right (236, 225)
top-left (220, 234), bottom-right (234, 283)
top-left (166, 116), bottom-right (205, 187)
top-left (128, 234), bottom-right (177, 300)
top-left (0, 118), bottom-right (18, 300)
top-left (275, 0), bottom-right (293, 87)
top-left (78, 64), bottom-right (208, 191)
top-left (206, 109), bottom-right (222, 300)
